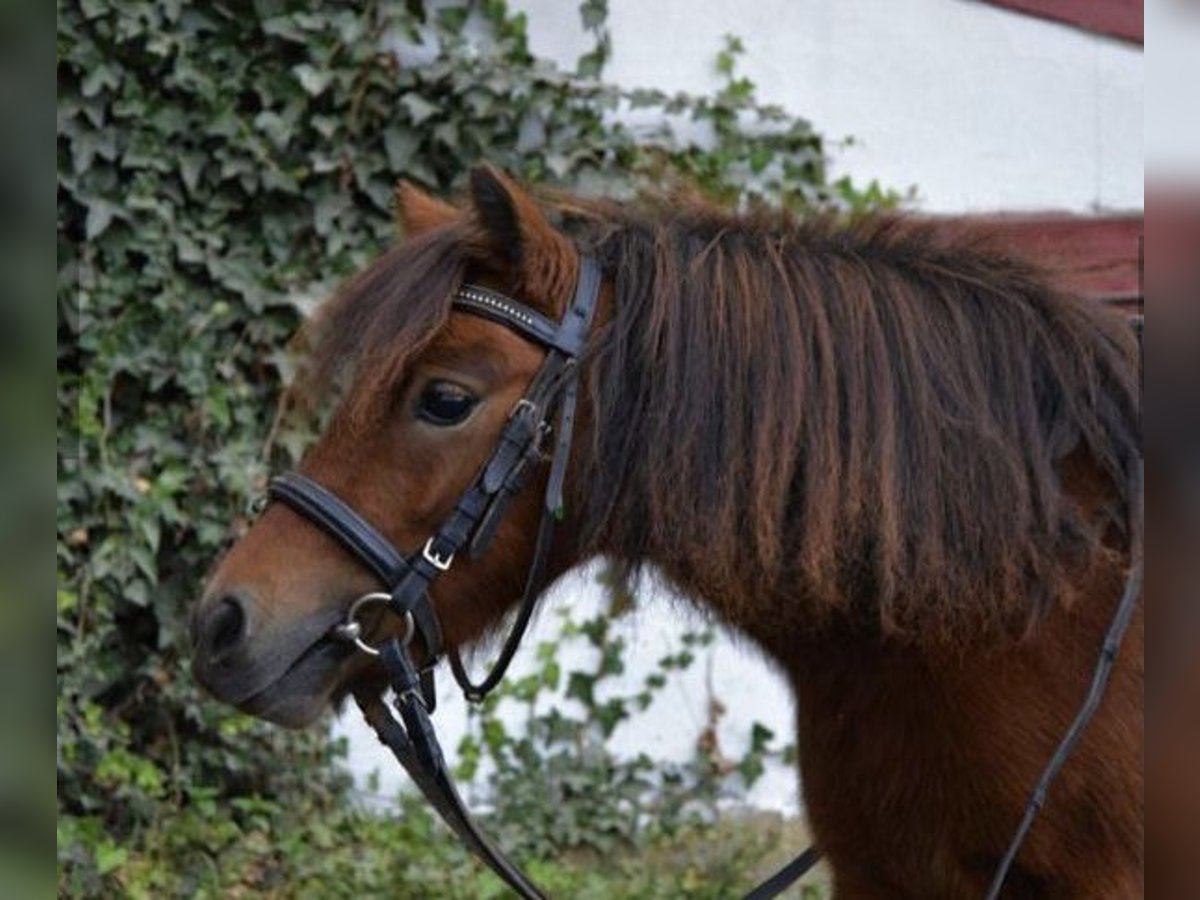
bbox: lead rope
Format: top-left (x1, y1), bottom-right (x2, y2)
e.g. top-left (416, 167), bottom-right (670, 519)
top-left (356, 651), bottom-right (547, 900)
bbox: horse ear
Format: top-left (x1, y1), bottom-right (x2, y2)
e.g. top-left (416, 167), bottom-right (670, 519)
top-left (468, 163), bottom-right (573, 277)
top-left (395, 180), bottom-right (459, 237)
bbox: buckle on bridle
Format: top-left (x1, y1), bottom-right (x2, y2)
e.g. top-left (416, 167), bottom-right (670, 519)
top-left (333, 591), bottom-right (414, 656)
top-left (508, 397), bottom-right (539, 422)
top-left (422, 538), bottom-right (455, 572)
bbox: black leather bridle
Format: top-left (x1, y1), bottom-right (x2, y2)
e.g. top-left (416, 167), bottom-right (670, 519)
top-left (270, 258), bottom-right (603, 702)
top-left (266, 257), bottom-right (603, 898)
top-left (266, 255), bottom-right (819, 898)
top-left (265, 253), bottom-right (1142, 899)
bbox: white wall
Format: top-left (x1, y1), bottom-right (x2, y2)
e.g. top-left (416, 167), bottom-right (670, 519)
top-left (1145, 0), bottom-right (1200, 180)
top-left (338, 0), bottom-right (1144, 816)
top-left (516, 0), bottom-right (1142, 212)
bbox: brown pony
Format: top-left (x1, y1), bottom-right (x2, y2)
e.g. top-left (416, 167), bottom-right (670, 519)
top-left (192, 165), bottom-right (1142, 898)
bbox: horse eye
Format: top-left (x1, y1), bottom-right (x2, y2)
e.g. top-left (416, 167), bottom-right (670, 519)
top-left (416, 381), bottom-right (478, 426)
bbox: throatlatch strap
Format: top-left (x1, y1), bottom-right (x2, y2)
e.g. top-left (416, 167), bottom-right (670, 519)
top-left (449, 505), bottom-right (557, 701)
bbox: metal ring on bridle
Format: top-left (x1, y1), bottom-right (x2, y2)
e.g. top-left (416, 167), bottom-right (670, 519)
top-left (332, 592), bottom-right (414, 657)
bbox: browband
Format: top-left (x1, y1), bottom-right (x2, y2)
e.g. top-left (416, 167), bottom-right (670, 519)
top-left (452, 258), bottom-right (600, 356)
top-left (451, 284), bottom-right (562, 349)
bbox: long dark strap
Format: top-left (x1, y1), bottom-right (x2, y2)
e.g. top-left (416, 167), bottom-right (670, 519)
top-left (986, 311), bottom-right (1142, 898)
top-left (360, 636), bottom-right (820, 900)
top-left (983, 458), bottom-right (1144, 899)
top-left (449, 505), bottom-right (556, 701)
top-left (357, 643), bottom-right (546, 899)
top-left (744, 845), bottom-right (823, 899)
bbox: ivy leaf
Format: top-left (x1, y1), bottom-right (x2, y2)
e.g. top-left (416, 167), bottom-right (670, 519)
top-left (566, 672), bottom-right (595, 706)
top-left (94, 840), bottom-right (127, 875)
top-left (750, 722), bottom-right (775, 752)
top-left (384, 126), bottom-right (419, 170)
top-left (178, 153), bottom-right (206, 193)
top-left (81, 64), bottom-right (121, 98)
top-left (576, 49), bottom-right (605, 79)
top-left (255, 111), bottom-right (295, 149)
top-left (437, 6), bottom-right (470, 35)
top-left (579, 0), bottom-right (608, 30)
top-left (400, 94), bottom-right (438, 125)
top-left (313, 192), bottom-right (349, 236)
top-left (85, 200), bottom-right (121, 240)
top-left (292, 63), bottom-right (333, 97)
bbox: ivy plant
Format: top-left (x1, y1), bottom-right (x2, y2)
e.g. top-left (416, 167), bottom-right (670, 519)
top-left (58, 0), bottom-right (882, 893)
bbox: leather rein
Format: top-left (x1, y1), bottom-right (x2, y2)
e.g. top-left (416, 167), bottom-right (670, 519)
top-left (265, 256), bottom-right (1142, 899)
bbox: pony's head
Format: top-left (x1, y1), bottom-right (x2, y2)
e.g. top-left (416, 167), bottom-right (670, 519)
top-left (191, 166), bottom-right (585, 726)
top-left (191, 168), bottom-right (1142, 725)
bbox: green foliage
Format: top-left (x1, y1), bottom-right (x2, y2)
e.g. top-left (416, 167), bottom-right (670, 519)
top-left (59, 789), bottom-right (821, 899)
top-left (58, 0), bottom-right (879, 894)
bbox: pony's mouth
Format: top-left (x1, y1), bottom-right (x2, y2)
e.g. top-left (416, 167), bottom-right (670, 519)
top-left (228, 603), bottom-right (398, 728)
top-left (192, 585), bottom-right (404, 728)
top-left (234, 634), bottom-right (355, 727)
top-left (193, 608), bottom-right (335, 721)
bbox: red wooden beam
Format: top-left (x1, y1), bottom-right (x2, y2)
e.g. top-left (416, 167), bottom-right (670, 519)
top-left (960, 212), bottom-right (1143, 306)
top-left (979, 0), bottom-right (1143, 45)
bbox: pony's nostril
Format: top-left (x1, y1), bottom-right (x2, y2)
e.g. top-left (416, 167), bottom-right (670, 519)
top-left (199, 595), bottom-right (248, 663)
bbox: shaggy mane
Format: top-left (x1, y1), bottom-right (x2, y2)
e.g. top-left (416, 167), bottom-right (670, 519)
top-left (569, 199), bottom-right (1139, 641)
top-left (302, 194), bottom-right (1140, 644)
top-left (296, 224), bottom-right (470, 427)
